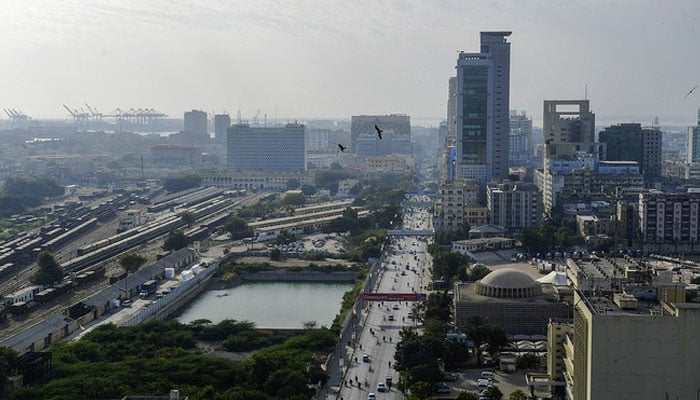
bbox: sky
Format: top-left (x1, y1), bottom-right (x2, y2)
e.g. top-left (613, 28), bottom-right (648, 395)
top-left (1, 0), bottom-right (699, 127)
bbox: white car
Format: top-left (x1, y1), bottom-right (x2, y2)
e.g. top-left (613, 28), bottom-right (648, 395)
top-left (377, 382), bottom-right (386, 392)
top-left (368, 393), bottom-right (377, 400)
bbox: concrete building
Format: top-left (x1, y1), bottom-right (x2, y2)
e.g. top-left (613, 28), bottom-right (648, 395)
top-left (151, 145), bottom-right (201, 169)
top-left (350, 114), bottom-right (410, 152)
top-left (184, 109), bottom-right (208, 139)
top-left (686, 109), bottom-right (700, 163)
top-left (599, 123), bottom-right (662, 181)
top-left (455, 31), bottom-right (511, 188)
top-left (213, 114), bottom-right (231, 146)
top-left (543, 100), bottom-right (597, 160)
top-left (566, 290), bottom-right (700, 400)
top-left (486, 181), bottom-right (542, 230)
top-left (639, 191), bottom-right (700, 253)
top-left (355, 129), bottom-right (411, 157)
top-left (447, 77), bottom-right (458, 139)
top-left (454, 269), bottom-right (571, 335)
top-left (433, 180), bottom-right (481, 237)
top-left (227, 123), bottom-right (306, 172)
top-left (509, 110), bottom-right (533, 167)
top-left (201, 170), bottom-right (315, 191)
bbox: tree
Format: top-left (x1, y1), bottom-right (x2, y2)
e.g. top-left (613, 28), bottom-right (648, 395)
top-left (483, 385), bottom-right (503, 400)
top-left (163, 230), bottom-right (188, 251)
top-left (32, 251), bottom-right (63, 286)
top-left (301, 185), bottom-right (317, 197)
top-left (509, 389), bottom-right (528, 400)
top-left (270, 249), bottom-right (282, 261)
top-left (225, 216), bottom-right (251, 240)
top-left (468, 264), bottom-right (491, 282)
top-left (465, 316), bottom-right (489, 366)
top-left (486, 326), bottom-right (510, 356)
top-left (0, 346), bottom-right (18, 389)
top-left (119, 253), bottom-right (147, 275)
top-left (285, 179), bottom-right (300, 190)
top-left (179, 211), bottom-right (196, 226)
top-left (282, 193), bottom-right (305, 207)
top-left (457, 392), bottom-right (479, 400)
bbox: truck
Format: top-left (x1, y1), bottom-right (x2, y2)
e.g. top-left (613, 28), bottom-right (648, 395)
top-left (139, 280), bottom-right (158, 298)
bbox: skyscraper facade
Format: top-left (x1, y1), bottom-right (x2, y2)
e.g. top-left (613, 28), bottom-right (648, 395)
top-left (227, 123), bottom-right (306, 172)
top-left (687, 109), bottom-right (700, 163)
top-left (599, 123), bottom-right (662, 180)
top-left (508, 110), bottom-right (532, 167)
top-left (455, 31), bottom-right (511, 189)
top-left (184, 109), bottom-right (208, 138)
top-left (214, 114), bottom-right (231, 145)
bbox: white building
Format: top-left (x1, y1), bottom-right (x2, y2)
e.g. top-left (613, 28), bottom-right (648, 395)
top-left (227, 123), bottom-right (306, 172)
top-left (487, 181), bottom-right (541, 230)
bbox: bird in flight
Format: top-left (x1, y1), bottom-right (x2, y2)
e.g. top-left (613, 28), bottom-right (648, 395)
top-left (374, 125), bottom-right (383, 139)
top-left (684, 85), bottom-right (699, 99)
top-left (338, 144), bottom-right (346, 152)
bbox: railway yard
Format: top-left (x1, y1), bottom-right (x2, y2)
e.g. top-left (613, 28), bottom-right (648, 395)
top-left (0, 186), bottom-right (264, 340)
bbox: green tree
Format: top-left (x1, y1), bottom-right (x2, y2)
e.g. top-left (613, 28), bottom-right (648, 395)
top-left (0, 346), bottom-right (18, 390)
top-left (465, 316), bottom-right (489, 366)
top-left (300, 184), bottom-right (317, 197)
top-left (468, 264), bottom-right (491, 281)
top-left (408, 381), bottom-right (432, 399)
top-left (486, 326), bottom-right (510, 356)
top-left (163, 173), bottom-right (201, 192)
top-left (224, 215), bottom-right (251, 240)
top-left (483, 385), bottom-right (503, 400)
top-left (32, 251), bottom-right (63, 286)
top-left (163, 230), bottom-right (188, 251)
top-left (282, 193), bottom-right (305, 207)
top-left (270, 249), bottom-right (282, 261)
top-left (119, 253), bottom-right (147, 275)
top-left (285, 179), bottom-right (301, 190)
top-left (179, 211), bottom-right (196, 226)
top-left (509, 389), bottom-right (528, 400)
top-left (457, 392), bottom-right (479, 400)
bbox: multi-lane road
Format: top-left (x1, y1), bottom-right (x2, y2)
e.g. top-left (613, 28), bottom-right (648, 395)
top-left (336, 198), bottom-right (433, 400)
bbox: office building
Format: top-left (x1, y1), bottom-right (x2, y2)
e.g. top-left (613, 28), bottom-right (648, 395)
top-left (455, 31), bottom-right (511, 188)
top-left (184, 109), bottom-right (208, 139)
top-left (447, 77), bottom-right (458, 138)
top-left (599, 123), bottom-right (662, 180)
top-left (566, 290), bottom-right (700, 400)
top-left (687, 109), bottom-right (700, 164)
top-left (350, 114), bottom-right (410, 152)
top-left (213, 114), bottom-right (231, 146)
top-left (356, 130), bottom-right (411, 157)
top-left (509, 110), bottom-right (533, 167)
top-left (227, 123), bottom-right (305, 172)
top-left (543, 100), bottom-right (596, 160)
top-left (486, 181), bottom-right (541, 230)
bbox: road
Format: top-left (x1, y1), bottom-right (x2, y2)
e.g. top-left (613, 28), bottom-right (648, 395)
top-left (335, 197), bottom-right (433, 400)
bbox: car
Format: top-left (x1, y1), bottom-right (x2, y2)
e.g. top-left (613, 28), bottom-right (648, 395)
top-left (377, 382), bottom-right (386, 392)
top-left (388, 314), bottom-right (395, 321)
top-left (392, 304), bottom-right (399, 310)
top-left (120, 299), bottom-right (132, 307)
top-left (362, 354), bottom-right (370, 362)
top-left (481, 371), bottom-right (495, 379)
top-left (367, 393), bottom-right (377, 400)
top-left (435, 382), bottom-right (450, 394)
top-left (386, 375), bottom-right (393, 385)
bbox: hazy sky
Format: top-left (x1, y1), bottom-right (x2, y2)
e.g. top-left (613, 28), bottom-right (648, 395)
top-left (2, 0), bottom-right (699, 126)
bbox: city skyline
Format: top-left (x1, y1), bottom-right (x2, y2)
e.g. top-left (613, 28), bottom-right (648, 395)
top-left (1, 0), bottom-right (699, 126)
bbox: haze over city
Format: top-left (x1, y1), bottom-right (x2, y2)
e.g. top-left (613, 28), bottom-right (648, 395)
top-left (2, 0), bottom-right (699, 126)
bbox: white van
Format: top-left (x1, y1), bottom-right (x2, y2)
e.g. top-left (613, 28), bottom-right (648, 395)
top-left (481, 371), bottom-right (494, 379)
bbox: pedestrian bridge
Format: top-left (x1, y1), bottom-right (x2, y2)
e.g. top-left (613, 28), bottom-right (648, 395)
top-left (388, 229), bottom-right (433, 236)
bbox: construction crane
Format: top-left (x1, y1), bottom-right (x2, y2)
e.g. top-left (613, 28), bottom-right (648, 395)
top-left (63, 104), bottom-right (90, 131)
top-left (104, 107), bottom-right (167, 132)
top-left (84, 103), bottom-right (102, 121)
top-left (3, 108), bottom-right (29, 124)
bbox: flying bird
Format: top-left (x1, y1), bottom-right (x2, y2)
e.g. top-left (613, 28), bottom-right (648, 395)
top-left (684, 85), bottom-right (699, 99)
top-left (374, 125), bottom-right (383, 139)
top-left (337, 144), bottom-right (346, 152)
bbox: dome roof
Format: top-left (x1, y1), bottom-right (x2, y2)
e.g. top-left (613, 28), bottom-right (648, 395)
top-left (480, 268), bottom-right (538, 289)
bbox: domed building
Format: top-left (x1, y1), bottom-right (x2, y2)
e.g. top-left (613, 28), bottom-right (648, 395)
top-left (475, 268), bottom-right (543, 298)
top-left (454, 267), bottom-right (571, 335)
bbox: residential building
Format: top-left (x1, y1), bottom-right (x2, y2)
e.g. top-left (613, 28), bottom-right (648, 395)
top-left (686, 109), bottom-right (700, 163)
top-left (455, 31), bottom-right (511, 188)
top-left (639, 191), bottom-right (700, 253)
top-left (151, 145), bottom-right (201, 169)
top-left (227, 123), bottom-right (306, 172)
top-left (213, 114), bottom-right (231, 146)
top-left (350, 114), bottom-right (410, 152)
top-left (433, 180), bottom-right (480, 237)
top-left (486, 181), bottom-right (541, 230)
top-left (509, 110), bottom-right (533, 167)
top-left (599, 123), bottom-right (662, 180)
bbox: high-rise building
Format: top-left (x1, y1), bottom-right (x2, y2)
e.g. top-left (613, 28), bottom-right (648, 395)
top-left (455, 31), bottom-right (511, 188)
top-left (227, 123), bottom-right (306, 172)
top-left (566, 289), bottom-right (700, 400)
top-left (509, 110), bottom-right (532, 167)
top-left (687, 109), bottom-right (700, 163)
top-left (350, 114), bottom-right (410, 152)
top-left (213, 114), bottom-right (231, 145)
top-left (184, 109), bottom-right (208, 139)
top-left (486, 181), bottom-right (541, 230)
top-left (543, 100), bottom-right (596, 160)
top-left (447, 77), bottom-right (458, 139)
top-left (639, 191), bottom-right (700, 253)
top-left (599, 123), bottom-right (662, 181)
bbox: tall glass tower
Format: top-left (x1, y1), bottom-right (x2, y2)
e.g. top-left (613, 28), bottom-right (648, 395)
top-left (455, 31), bottom-right (511, 190)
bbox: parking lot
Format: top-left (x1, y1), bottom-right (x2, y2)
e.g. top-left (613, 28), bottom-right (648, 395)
top-left (437, 369), bottom-right (531, 398)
